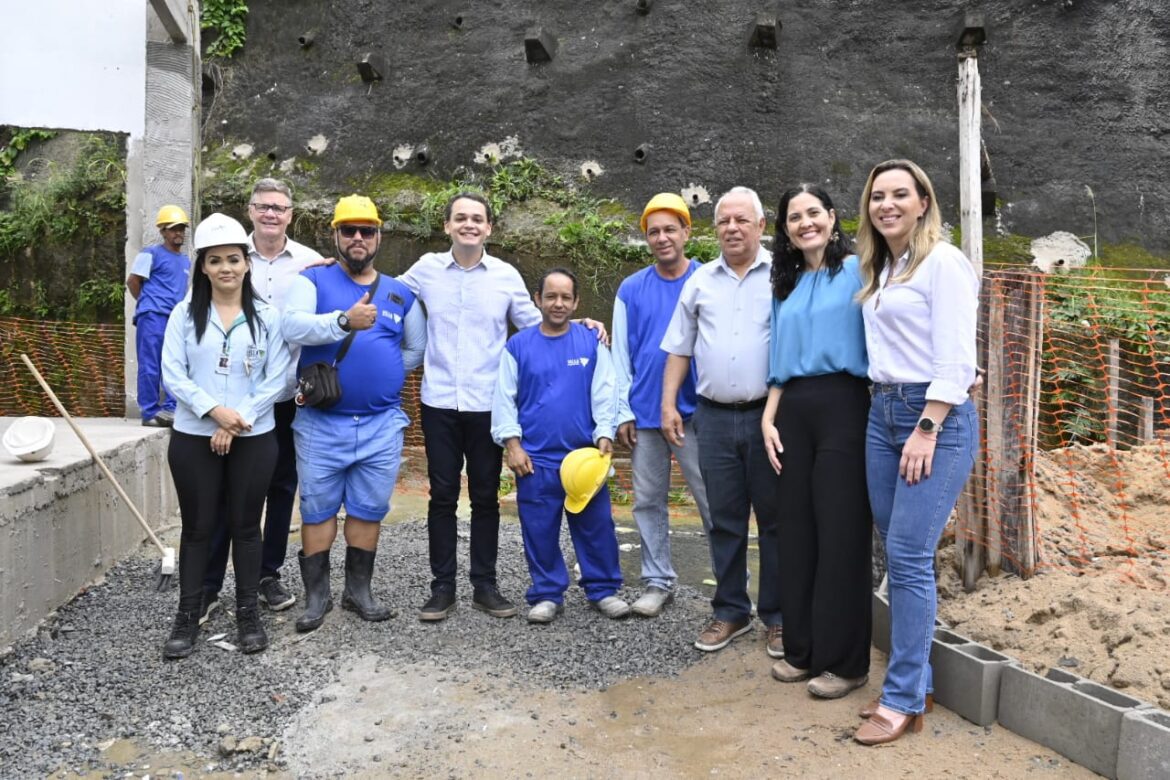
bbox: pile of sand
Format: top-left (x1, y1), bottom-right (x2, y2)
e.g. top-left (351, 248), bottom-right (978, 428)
top-left (937, 442), bottom-right (1170, 710)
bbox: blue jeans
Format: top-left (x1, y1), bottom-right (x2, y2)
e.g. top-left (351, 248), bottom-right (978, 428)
top-left (867, 383), bottom-right (978, 715)
top-left (693, 402), bottom-right (782, 626)
top-left (630, 420), bottom-right (714, 590)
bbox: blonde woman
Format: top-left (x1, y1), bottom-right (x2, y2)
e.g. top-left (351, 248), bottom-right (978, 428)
top-left (853, 160), bottom-right (979, 745)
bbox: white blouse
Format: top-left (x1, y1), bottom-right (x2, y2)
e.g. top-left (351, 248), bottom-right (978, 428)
top-left (862, 241), bottom-right (979, 406)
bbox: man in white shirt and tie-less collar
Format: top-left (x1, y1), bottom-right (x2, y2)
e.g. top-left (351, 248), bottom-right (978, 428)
top-left (660, 186), bottom-right (783, 655)
top-left (202, 178), bottom-right (323, 620)
top-left (399, 192), bottom-right (605, 623)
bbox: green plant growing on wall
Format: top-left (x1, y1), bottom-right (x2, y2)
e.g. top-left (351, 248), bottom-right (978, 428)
top-left (202, 0), bottom-right (249, 58)
top-left (0, 128), bottom-right (57, 186)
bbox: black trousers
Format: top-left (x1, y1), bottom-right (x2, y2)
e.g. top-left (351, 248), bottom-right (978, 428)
top-left (421, 404), bottom-right (503, 592)
top-left (202, 399), bottom-right (298, 593)
top-left (169, 430), bottom-right (277, 613)
top-left (773, 373), bottom-right (873, 678)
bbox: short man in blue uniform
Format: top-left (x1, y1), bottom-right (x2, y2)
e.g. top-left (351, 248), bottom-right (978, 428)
top-left (491, 268), bottom-right (630, 624)
top-left (128, 204), bottom-right (191, 427)
top-left (281, 195), bottom-right (426, 632)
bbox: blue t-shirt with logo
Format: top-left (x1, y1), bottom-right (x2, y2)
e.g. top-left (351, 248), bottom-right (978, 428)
top-left (131, 244), bottom-right (190, 321)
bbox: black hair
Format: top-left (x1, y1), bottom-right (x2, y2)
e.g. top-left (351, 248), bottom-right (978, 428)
top-left (189, 245), bottom-right (259, 343)
top-left (770, 184), bottom-right (853, 302)
top-left (537, 266), bottom-right (578, 299)
top-left (443, 191), bottom-right (494, 225)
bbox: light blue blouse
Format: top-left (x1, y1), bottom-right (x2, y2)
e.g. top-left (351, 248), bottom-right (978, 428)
top-left (161, 300), bottom-right (292, 437)
top-left (767, 255), bottom-right (868, 387)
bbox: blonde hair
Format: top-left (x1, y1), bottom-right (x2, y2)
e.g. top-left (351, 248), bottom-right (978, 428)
top-left (855, 159), bottom-right (942, 302)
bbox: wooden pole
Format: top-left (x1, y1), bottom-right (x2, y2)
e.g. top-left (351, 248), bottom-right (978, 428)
top-left (1107, 338), bottom-right (1120, 448)
top-left (958, 49), bottom-right (983, 277)
top-left (1140, 396), bottom-right (1155, 443)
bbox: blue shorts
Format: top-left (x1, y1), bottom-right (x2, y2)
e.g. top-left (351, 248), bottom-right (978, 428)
top-left (292, 405), bottom-right (409, 524)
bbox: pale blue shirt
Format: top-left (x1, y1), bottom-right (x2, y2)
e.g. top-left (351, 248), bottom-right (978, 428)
top-left (862, 241), bottom-right (979, 405)
top-left (491, 340), bottom-right (618, 448)
top-left (659, 247), bottom-right (773, 403)
top-left (161, 300), bottom-right (292, 437)
top-left (768, 256), bottom-right (868, 386)
top-left (398, 250), bottom-right (541, 412)
top-left (247, 234), bottom-right (323, 401)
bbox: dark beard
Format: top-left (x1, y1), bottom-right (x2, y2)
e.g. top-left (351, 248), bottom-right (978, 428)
top-left (343, 254), bottom-right (372, 275)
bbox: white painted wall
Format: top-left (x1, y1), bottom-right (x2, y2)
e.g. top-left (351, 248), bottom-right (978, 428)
top-left (0, 1), bottom-right (146, 137)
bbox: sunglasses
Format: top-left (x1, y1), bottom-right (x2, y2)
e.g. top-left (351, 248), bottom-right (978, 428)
top-left (337, 225), bottom-right (379, 239)
top-left (250, 202), bottom-right (290, 215)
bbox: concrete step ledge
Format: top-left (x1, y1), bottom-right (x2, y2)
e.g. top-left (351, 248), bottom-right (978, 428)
top-left (1118, 708), bottom-right (1170, 780)
top-left (930, 628), bottom-right (1013, 726)
top-left (998, 664), bottom-right (1151, 779)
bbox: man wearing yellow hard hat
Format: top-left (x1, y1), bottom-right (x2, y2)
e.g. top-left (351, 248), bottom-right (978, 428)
top-left (490, 268), bottom-right (629, 623)
top-left (612, 193), bottom-right (714, 618)
top-left (281, 194), bottom-right (427, 633)
top-left (127, 204), bottom-right (191, 427)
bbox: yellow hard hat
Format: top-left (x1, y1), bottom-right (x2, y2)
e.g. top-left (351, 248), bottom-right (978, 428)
top-left (560, 447), bottom-right (613, 514)
top-left (155, 204), bottom-right (190, 228)
top-left (331, 194), bottom-right (382, 227)
top-left (640, 192), bottom-right (691, 233)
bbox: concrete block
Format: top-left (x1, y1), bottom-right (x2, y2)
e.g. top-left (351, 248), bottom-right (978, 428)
top-left (871, 589), bottom-right (890, 654)
top-left (929, 629), bottom-right (1012, 726)
top-left (998, 665), bottom-right (1148, 778)
top-left (1118, 708), bottom-right (1170, 780)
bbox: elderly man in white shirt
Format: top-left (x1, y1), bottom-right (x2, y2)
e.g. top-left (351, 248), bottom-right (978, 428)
top-left (661, 186), bottom-right (783, 656)
top-left (202, 178), bottom-right (323, 621)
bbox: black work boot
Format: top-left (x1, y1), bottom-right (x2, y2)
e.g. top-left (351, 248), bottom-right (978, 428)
top-left (163, 610), bottom-right (200, 659)
top-left (295, 549), bottom-right (333, 633)
top-left (237, 604), bottom-right (269, 654)
top-left (341, 546), bottom-right (395, 622)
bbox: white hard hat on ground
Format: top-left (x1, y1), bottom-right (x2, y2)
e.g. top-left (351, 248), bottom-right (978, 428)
top-left (3, 416), bottom-right (56, 462)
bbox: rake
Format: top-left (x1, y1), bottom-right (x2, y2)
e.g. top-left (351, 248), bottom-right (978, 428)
top-left (20, 354), bottom-right (176, 589)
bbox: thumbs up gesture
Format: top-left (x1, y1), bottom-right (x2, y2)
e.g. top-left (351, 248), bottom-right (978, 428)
top-left (346, 291), bottom-right (378, 330)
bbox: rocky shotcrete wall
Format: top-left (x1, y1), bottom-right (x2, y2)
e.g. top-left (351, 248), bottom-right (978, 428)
top-left (203, 0), bottom-right (1170, 248)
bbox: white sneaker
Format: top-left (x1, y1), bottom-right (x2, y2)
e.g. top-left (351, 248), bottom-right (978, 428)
top-left (590, 595), bottom-right (632, 619)
top-left (527, 600), bottom-right (564, 624)
top-left (631, 586), bottom-right (674, 617)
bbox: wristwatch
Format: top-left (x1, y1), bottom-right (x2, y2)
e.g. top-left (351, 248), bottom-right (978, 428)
top-left (337, 312), bottom-right (351, 332)
top-left (917, 417), bottom-right (943, 434)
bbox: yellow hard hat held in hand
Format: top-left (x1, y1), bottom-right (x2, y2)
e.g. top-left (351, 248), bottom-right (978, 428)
top-left (560, 447), bottom-right (613, 514)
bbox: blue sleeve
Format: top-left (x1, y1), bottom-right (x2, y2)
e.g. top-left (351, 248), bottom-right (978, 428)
top-left (401, 297), bottom-right (428, 372)
top-left (236, 310), bottom-right (293, 427)
top-left (490, 348), bottom-right (522, 446)
top-left (160, 305), bottom-right (218, 419)
top-left (611, 296), bottom-right (635, 426)
top-left (282, 275), bottom-right (347, 346)
top-left (506, 269), bottom-right (542, 330)
top-left (767, 295), bottom-right (785, 387)
top-left (591, 344), bottom-right (618, 443)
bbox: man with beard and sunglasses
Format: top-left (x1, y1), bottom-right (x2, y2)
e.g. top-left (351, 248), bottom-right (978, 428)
top-left (281, 195), bottom-right (427, 632)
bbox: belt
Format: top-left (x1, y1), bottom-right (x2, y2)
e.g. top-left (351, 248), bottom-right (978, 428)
top-left (698, 395), bottom-right (766, 411)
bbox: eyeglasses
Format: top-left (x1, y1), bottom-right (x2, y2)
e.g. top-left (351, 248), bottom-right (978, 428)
top-left (250, 202), bottom-right (290, 215)
top-left (337, 225), bottom-right (379, 239)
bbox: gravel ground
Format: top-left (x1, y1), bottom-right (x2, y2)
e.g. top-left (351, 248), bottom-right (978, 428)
top-left (0, 518), bottom-right (712, 777)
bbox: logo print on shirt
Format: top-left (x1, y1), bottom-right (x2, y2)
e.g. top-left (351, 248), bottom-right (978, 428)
top-left (566, 356), bottom-right (590, 368)
top-left (382, 310), bottom-right (402, 324)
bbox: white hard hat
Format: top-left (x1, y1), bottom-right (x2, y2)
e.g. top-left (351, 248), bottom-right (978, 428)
top-left (193, 213), bottom-right (249, 252)
top-left (3, 417), bottom-right (56, 462)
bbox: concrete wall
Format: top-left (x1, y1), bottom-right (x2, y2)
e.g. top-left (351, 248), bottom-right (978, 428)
top-left (0, 420), bottom-right (179, 647)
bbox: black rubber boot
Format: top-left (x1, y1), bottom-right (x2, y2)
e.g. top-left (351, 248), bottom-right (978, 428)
top-left (163, 610), bottom-right (200, 659)
top-left (341, 546), bottom-right (395, 622)
top-left (295, 549), bottom-right (333, 633)
top-left (237, 604), bottom-right (269, 654)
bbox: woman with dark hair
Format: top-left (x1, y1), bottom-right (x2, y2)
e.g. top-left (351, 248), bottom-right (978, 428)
top-left (761, 185), bottom-right (873, 700)
top-left (160, 213), bottom-right (291, 659)
top-left (852, 160), bottom-right (979, 745)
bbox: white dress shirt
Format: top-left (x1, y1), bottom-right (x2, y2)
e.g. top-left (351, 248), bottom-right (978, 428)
top-left (247, 234), bottom-right (323, 401)
top-left (659, 247), bottom-right (773, 403)
top-left (862, 241), bottom-right (979, 406)
top-left (398, 250), bottom-right (541, 412)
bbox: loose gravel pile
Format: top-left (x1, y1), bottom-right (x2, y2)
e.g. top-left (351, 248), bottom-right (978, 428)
top-left (0, 518), bottom-right (712, 777)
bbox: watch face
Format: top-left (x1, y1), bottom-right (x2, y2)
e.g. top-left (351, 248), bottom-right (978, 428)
top-left (917, 418), bottom-right (935, 432)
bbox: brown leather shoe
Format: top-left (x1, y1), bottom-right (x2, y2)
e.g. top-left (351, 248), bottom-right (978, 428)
top-left (765, 624), bottom-right (784, 658)
top-left (854, 707), bottom-right (924, 746)
top-left (770, 659), bottom-right (811, 683)
top-left (694, 616), bottom-right (752, 652)
top-left (859, 693), bottom-right (932, 719)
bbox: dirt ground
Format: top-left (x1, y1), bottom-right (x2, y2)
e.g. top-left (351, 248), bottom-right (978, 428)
top-left (937, 442), bottom-right (1170, 711)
